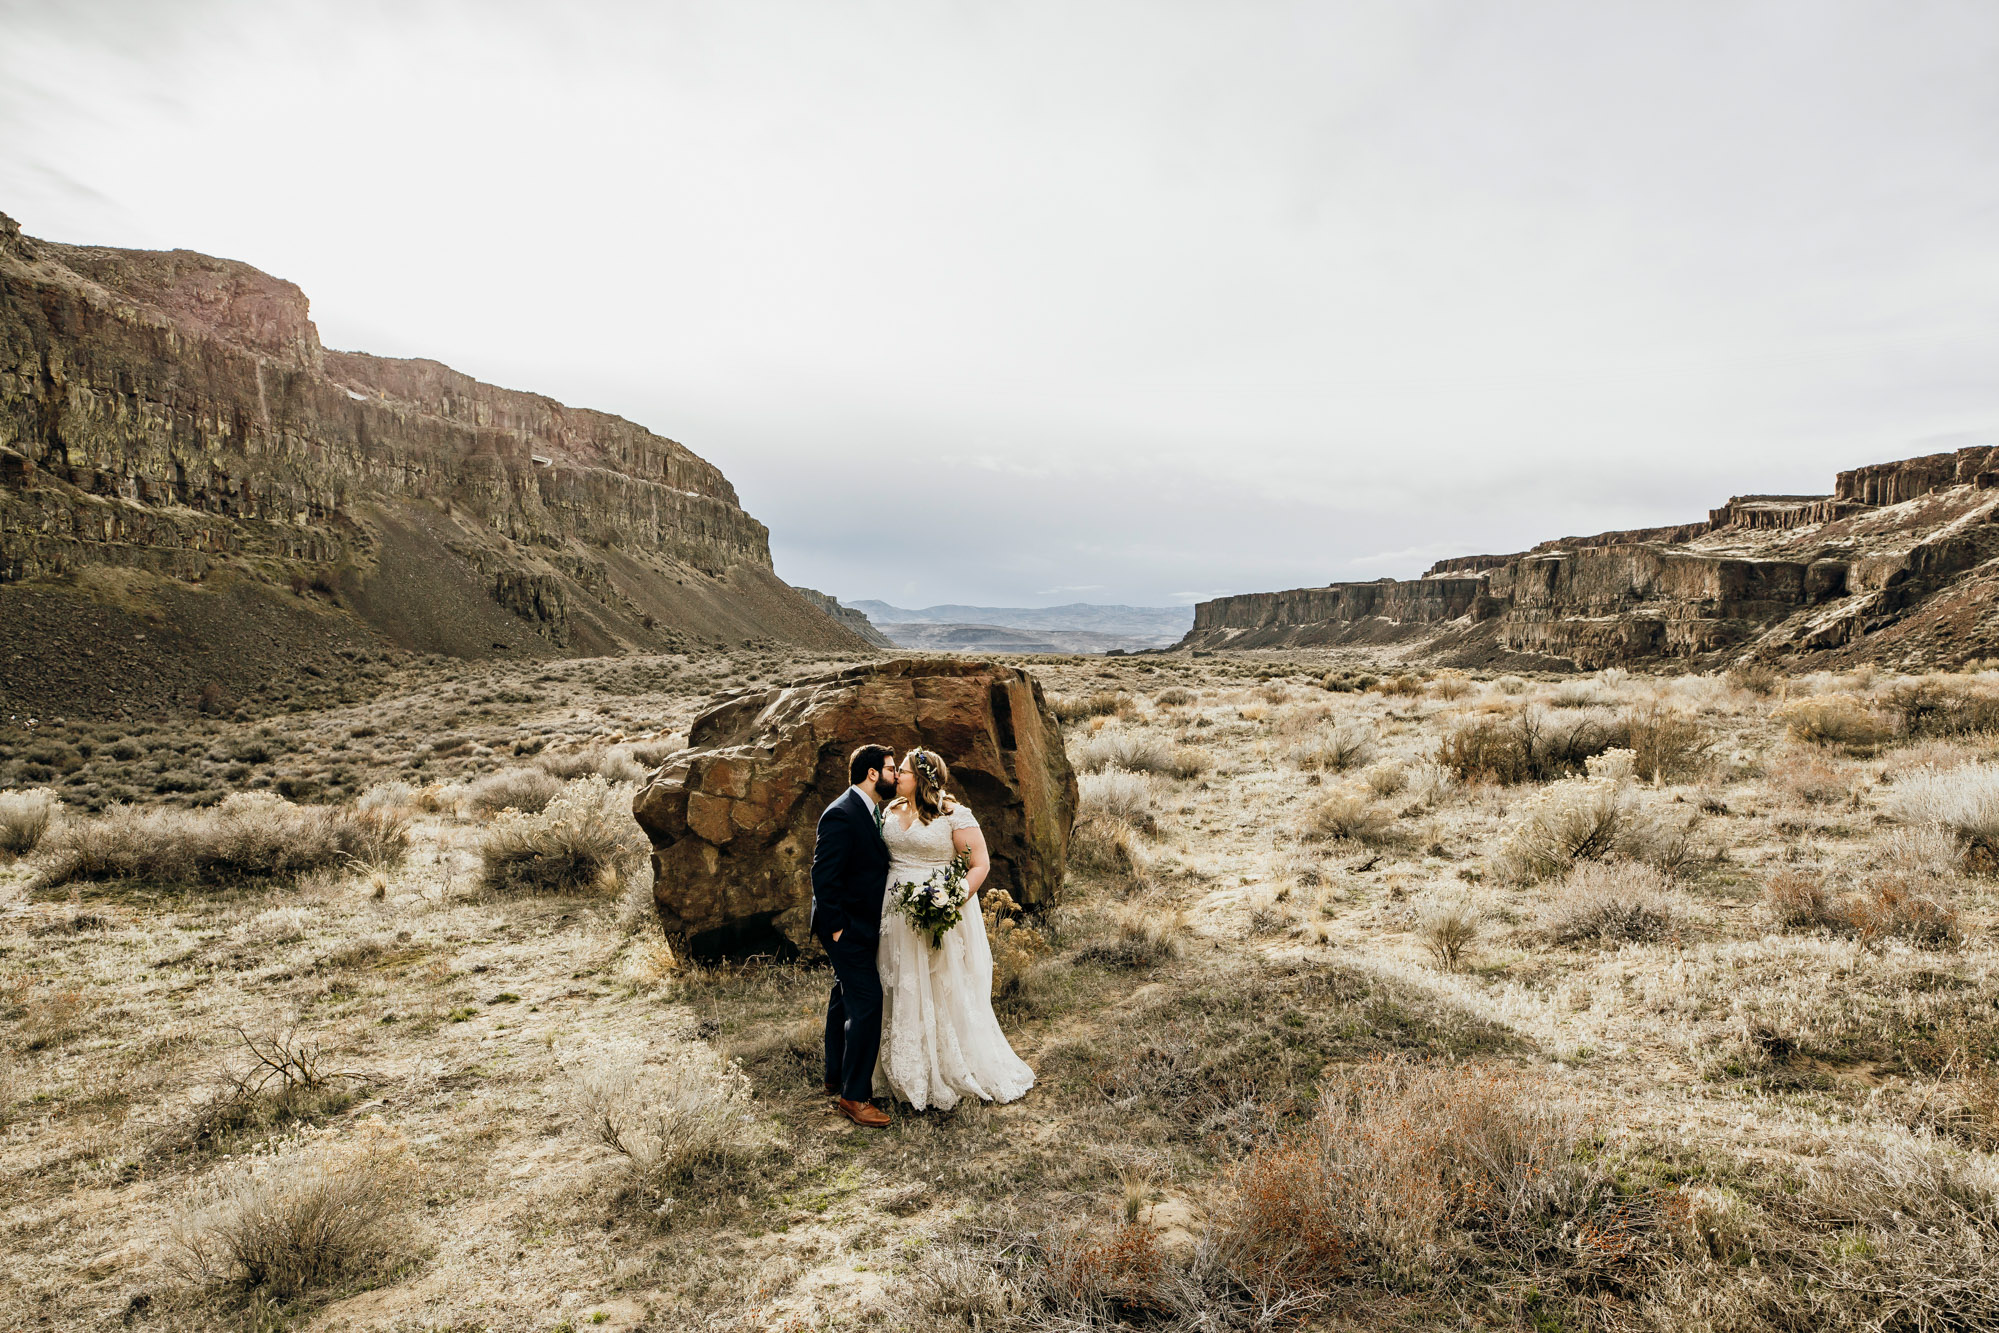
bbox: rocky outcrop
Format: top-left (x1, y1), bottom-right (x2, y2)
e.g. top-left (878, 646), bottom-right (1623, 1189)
top-left (632, 658), bottom-right (1076, 959)
top-left (0, 212), bottom-right (871, 713)
top-left (1181, 449), bottom-right (1999, 669)
top-left (794, 587), bottom-right (894, 648)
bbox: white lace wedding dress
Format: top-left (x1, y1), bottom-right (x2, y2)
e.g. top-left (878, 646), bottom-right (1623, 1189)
top-left (874, 802), bottom-right (1035, 1111)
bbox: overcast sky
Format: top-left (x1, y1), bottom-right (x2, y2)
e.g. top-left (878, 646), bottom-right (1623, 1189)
top-left (4, 1), bottom-right (1997, 609)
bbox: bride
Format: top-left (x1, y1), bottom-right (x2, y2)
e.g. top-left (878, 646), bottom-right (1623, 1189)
top-left (875, 747), bottom-right (1035, 1111)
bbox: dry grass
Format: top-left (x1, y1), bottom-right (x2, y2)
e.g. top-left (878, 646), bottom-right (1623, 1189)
top-left (33, 792), bottom-right (408, 887)
top-left (1437, 707), bottom-right (1628, 785)
top-left (1214, 1059), bottom-right (1632, 1299)
top-left (1300, 784), bottom-right (1394, 844)
top-left (1067, 814), bottom-right (1151, 893)
top-left (1288, 721), bottom-right (1375, 773)
top-left (1072, 904), bottom-right (1184, 969)
top-left (1077, 768), bottom-right (1157, 828)
top-left (168, 1118), bottom-right (417, 1298)
top-left (1774, 693), bottom-right (1898, 750)
top-left (573, 1040), bottom-right (770, 1217)
top-left (0, 786), bottom-right (58, 855)
top-left (459, 765), bottom-right (564, 817)
top-left (1627, 704), bottom-right (1713, 782)
top-left (1051, 690), bottom-right (1135, 723)
top-left (1768, 749), bottom-right (1865, 807)
top-left (1495, 768), bottom-right (1700, 882)
top-left (479, 774), bottom-right (647, 894)
top-left (1892, 761), bottom-right (1999, 868)
top-left (1418, 896), bottom-right (1480, 969)
top-left (1544, 861), bottom-right (1680, 944)
top-left (1884, 675), bottom-right (1999, 739)
top-left (1073, 727), bottom-right (1209, 779)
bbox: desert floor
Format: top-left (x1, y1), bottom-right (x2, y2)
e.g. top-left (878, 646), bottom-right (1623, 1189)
top-left (6, 649), bottom-right (1999, 1331)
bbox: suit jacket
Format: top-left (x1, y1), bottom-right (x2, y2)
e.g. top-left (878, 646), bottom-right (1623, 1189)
top-left (810, 788), bottom-right (890, 943)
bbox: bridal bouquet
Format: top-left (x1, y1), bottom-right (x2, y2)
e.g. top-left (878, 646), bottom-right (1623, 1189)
top-left (892, 851), bottom-right (971, 948)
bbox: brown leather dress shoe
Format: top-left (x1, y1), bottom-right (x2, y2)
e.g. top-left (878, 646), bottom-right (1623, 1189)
top-left (836, 1097), bottom-right (890, 1128)
top-left (824, 1080), bottom-right (839, 1097)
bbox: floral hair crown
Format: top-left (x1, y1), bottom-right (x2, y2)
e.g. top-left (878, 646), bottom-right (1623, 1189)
top-left (910, 750), bottom-right (941, 783)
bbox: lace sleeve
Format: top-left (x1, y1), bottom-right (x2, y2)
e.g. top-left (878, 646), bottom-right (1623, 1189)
top-left (946, 802), bottom-right (979, 833)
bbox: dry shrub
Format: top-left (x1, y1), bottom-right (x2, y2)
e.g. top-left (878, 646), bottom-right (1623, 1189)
top-left (573, 1041), bottom-right (769, 1216)
top-left (1078, 768), bottom-right (1156, 828)
top-left (982, 889), bottom-right (1050, 998)
top-left (1153, 686), bottom-right (1197, 707)
top-left (1073, 904), bottom-right (1183, 969)
top-left (1214, 1059), bottom-right (1633, 1296)
top-left (1495, 768), bottom-right (1699, 882)
top-left (1761, 870), bottom-right (1844, 932)
top-left (479, 775), bottom-right (647, 894)
top-left (1074, 727), bottom-right (1204, 778)
top-left (1300, 785), bottom-right (1393, 844)
top-left (1843, 874), bottom-right (1962, 948)
top-left (1626, 706), bottom-right (1713, 783)
top-left (1271, 701), bottom-right (1331, 734)
top-left (0, 787), bottom-right (58, 856)
top-left (1052, 690), bottom-right (1135, 724)
top-left (1045, 1220), bottom-right (1172, 1320)
top-left (538, 746), bottom-right (647, 784)
top-left (1768, 750), bottom-right (1863, 807)
top-left (1067, 815), bottom-right (1151, 893)
top-left (1759, 868), bottom-right (1961, 945)
top-left (35, 794), bottom-right (408, 888)
top-left (1884, 675), bottom-right (1999, 739)
top-left (1418, 896), bottom-right (1480, 969)
top-left (1778, 1139), bottom-right (1999, 1331)
top-left (1728, 661), bottom-right (1781, 695)
top-left (460, 766), bottom-right (564, 818)
top-left (1288, 722), bottom-right (1375, 773)
top-left (1428, 671), bottom-right (1473, 700)
top-left (1361, 761), bottom-right (1407, 798)
top-left (1774, 693), bottom-right (1897, 750)
top-left (168, 1118), bottom-right (416, 1297)
top-left (1368, 672), bottom-right (1425, 697)
top-left (355, 781), bottom-right (416, 813)
top-left (1544, 862), bottom-right (1679, 945)
top-left (1892, 762), bottom-right (1999, 868)
top-left (1549, 678), bottom-right (1618, 708)
top-left (1437, 707), bottom-right (1628, 785)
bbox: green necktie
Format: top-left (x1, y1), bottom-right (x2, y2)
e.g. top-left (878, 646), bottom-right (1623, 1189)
top-left (873, 801), bottom-right (886, 832)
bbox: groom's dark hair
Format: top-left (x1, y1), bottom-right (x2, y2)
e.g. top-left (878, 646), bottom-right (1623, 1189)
top-left (848, 744), bottom-right (894, 785)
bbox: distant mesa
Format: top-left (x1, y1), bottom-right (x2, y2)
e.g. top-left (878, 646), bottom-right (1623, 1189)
top-left (0, 212), bottom-right (876, 717)
top-left (848, 600), bottom-right (1191, 655)
top-left (1179, 452), bottom-right (1999, 670)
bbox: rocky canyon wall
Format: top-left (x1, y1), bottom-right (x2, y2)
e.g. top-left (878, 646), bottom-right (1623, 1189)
top-left (0, 212), bottom-right (873, 715)
top-left (1182, 449), bottom-right (1999, 670)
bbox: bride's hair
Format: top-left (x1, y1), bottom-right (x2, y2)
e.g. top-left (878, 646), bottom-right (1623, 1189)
top-left (904, 747), bottom-right (953, 824)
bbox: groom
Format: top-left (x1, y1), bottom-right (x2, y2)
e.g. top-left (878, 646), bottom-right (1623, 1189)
top-left (810, 743), bottom-right (897, 1128)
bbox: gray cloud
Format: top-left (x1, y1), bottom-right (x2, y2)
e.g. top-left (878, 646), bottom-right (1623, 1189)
top-left (4, 0), bottom-right (1996, 607)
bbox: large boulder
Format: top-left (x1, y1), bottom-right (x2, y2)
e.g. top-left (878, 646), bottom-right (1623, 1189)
top-left (632, 658), bottom-right (1076, 959)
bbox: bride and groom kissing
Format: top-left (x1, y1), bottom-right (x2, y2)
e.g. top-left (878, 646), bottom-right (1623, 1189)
top-left (811, 743), bottom-right (1035, 1127)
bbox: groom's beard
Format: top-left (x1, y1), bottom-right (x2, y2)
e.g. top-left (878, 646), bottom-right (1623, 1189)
top-left (874, 776), bottom-right (897, 800)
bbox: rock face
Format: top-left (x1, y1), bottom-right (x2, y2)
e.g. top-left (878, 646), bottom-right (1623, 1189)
top-left (632, 658), bottom-right (1077, 959)
top-left (0, 212), bottom-right (872, 715)
top-left (792, 587), bottom-right (895, 648)
top-left (1182, 448), bottom-right (1999, 670)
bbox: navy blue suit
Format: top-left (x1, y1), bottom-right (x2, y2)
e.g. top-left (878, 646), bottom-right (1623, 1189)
top-left (812, 788), bottom-right (891, 1100)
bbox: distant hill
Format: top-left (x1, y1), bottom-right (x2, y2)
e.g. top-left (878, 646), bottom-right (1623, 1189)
top-left (870, 622), bottom-right (1170, 655)
top-left (848, 601), bottom-right (1192, 639)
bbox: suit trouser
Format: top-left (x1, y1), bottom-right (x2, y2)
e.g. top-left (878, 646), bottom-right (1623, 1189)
top-left (821, 931), bottom-right (882, 1102)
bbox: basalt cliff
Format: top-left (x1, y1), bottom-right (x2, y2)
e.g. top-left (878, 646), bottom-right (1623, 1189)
top-left (0, 213), bottom-right (873, 717)
top-left (1181, 452), bottom-right (1999, 670)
